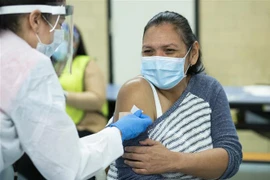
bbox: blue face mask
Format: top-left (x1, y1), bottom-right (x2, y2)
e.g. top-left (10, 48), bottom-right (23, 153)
top-left (141, 47), bottom-right (191, 90)
top-left (52, 40), bottom-right (69, 62)
top-left (36, 29), bottom-right (64, 58)
top-left (36, 15), bottom-right (65, 58)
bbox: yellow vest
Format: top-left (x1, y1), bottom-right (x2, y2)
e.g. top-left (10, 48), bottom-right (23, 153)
top-left (59, 55), bottom-right (108, 124)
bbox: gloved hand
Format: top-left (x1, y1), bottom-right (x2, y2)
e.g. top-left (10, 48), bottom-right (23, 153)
top-left (109, 110), bottom-right (152, 141)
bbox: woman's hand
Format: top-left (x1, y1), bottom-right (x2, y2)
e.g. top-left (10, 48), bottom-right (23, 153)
top-left (123, 139), bottom-right (178, 174)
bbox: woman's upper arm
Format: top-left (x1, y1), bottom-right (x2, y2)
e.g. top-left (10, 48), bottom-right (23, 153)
top-left (113, 78), bottom-right (155, 122)
top-left (84, 60), bottom-right (106, 103)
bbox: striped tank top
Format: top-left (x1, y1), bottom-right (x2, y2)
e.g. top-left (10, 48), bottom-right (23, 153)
top-left (108, 77), bottom-right (213, 180)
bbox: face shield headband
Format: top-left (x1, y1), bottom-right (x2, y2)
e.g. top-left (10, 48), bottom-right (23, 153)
top-left (0, 5), bottom-right (72, 16)
top-left (0, 5), bottom-right (74, 74)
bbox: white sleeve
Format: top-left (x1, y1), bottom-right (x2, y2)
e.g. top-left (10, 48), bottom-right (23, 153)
top-left (10, 58), bottom-right (123, 180)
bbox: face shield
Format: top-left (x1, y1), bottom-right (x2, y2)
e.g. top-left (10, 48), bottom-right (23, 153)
top-left (0, 4), bottom-right (74, 74)
top-left (52, 22), bottom-right (75, 76)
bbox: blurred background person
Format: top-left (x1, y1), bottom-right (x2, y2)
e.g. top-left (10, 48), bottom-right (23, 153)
top-left (53, 24), bottom-right (108, 137)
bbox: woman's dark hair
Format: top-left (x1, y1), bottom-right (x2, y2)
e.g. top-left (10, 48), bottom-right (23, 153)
top-left (74, 25), bottom-right (87, 56)
top-left (143, 11), bottom-right (205, 75)
top-left (0, 0), bottom-right (63, 32)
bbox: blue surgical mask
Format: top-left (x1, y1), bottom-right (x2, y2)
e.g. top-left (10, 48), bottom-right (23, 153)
top-left (141, 47), bottom-right (191, 90)
top-left (36, 29), bottom-right (64, 57)
top-left (52, 40), bottom-right (69, 62)
top-left (36, 15), bottom-right (64, 57)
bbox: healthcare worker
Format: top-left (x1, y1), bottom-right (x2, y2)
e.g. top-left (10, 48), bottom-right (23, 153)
top-left (0, 1), bottom-right (152, 180)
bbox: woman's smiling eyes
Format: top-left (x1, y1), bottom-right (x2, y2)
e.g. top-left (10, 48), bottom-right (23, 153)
top-left (142, 49), bottom-right (153, 55)
top-left (165, 48), bottom-right (176, 54)
top-left (142, 48), bottom-right (177, 56)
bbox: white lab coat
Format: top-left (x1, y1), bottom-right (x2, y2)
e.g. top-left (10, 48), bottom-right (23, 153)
top-left (0, 30), bottom-right (123, 180)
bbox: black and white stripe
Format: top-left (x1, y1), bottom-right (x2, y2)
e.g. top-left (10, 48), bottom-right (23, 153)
top-left (107, 161), bottom-right (118, 179)
top-left (107, 93), bottom-right (213, 180)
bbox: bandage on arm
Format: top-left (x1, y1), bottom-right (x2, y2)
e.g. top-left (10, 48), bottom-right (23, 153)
top-left (118, 112), bottom-right (131, 119)
top-left (118, 105), bottom-right (141, 121)
top-left (112, 77), bottom-right (156, 124)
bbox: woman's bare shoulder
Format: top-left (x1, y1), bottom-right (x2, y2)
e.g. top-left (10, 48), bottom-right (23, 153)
top-left (114, 76), bottom-right (155, 120)
top-left (119, 76), bottom-right (151, 94)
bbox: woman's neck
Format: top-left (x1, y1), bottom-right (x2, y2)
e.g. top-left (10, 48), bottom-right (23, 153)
top-left (158, 75), bottom-right (191, 103)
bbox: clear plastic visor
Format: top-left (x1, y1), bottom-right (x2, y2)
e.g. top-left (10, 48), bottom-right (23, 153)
top-left (0, 5), bottom-right (74, 75)
top-left (48, 12), bottom-right (73, 75)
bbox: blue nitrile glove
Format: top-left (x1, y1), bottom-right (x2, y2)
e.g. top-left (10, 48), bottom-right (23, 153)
top-left (109, 110), bottom-right (152, 141)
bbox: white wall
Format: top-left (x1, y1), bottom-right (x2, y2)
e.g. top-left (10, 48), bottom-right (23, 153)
top-left (68, 0), bottom-right (109, 83)
top-left (200, 0), bottom-right (270, 85)
top-left (111, 0), bottom-right (196, 85)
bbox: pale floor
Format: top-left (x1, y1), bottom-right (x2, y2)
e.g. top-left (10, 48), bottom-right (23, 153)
top-left (231, 162), bottom-right (270, 180)
top-left (232, 130), bottom-right (270, 180)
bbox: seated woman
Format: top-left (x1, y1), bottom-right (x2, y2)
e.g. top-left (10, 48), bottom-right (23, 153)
top-left (53, 24), bottom-right (108, 136)
top-left (107, 11), bottom-right (242, 180)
